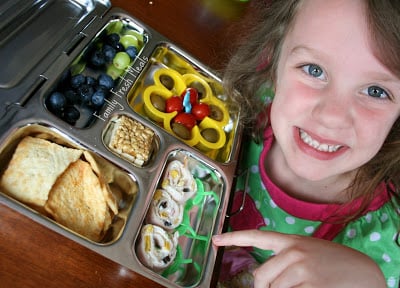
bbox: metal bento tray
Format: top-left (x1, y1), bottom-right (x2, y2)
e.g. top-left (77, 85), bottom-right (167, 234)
top-left (0, 1), bottom-right (242, 287)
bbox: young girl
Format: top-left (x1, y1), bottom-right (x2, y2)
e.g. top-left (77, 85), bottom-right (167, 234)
top-left (212, 0), bottom-right (400, 287)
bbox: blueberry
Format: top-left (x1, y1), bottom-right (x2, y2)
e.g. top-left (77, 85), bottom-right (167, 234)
top-left (70, 74), bottom-right (86, 89)
top-left (64, 90), bottom-right (80, 104)
top-left (96, 85), bottom-right (110, 97)
top-left (125, 46), bottom-right (137, 59)
top-left (102, 44), bottom-right (116, 62)
top-left (77, 84), bottom-right (94, 105)
top-left (63, 106), bottom-right (80, 124)
top-left (86, 76), bottom-right (96, 86)
top-left (89, 49), bottom-right (106, 67)
top-left (58, 69), bottom-right (72, 90)
top-left (47, 91), bottom-right (66, 112)
top-left (105, 33), bottom-right (120, 48)
top-left (115, 42), bottom-right (125, 52)
top-left (98, 73), bottom-right (114, 90)
top-left (91, 88), bottom-right (106, 107)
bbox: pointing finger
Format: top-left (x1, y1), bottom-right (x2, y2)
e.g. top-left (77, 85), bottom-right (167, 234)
top-left (212, 230), bottom-right (299, 253)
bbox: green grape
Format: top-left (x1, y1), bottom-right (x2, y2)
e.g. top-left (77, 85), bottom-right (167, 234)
top-left (120, 35), bottom-right (139, 49)
top-left (123, 29), bottom-right (144, 46)
top-left (69, 55), bottom-right (86, 75)
top-left (106, 20), bottom-right (123, 34)
top-left (106, 64), bottom-right (124, 80)
top-left (113, 51), bottom-right (131, 70)
top-left (70, 61), bottom-right (86, 75)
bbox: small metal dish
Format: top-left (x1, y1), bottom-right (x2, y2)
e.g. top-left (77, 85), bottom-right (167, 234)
top-left (0, 123), bottom-right (139, 245)
top-left (128, 44), bottom-right (240, 163)
top-left (134, 149), bottom-right (225, 287)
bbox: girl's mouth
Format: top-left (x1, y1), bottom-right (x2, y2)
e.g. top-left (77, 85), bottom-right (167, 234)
top-left (299, 129), bottom-right (343, 152)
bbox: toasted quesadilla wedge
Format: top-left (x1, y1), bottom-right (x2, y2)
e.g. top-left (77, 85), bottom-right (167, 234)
top-left (45, 159), bottom-right (115, 242)
top-left (0, 136), bottom-right (82, 207)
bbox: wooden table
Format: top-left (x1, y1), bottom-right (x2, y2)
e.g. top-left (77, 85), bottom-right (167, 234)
top-left (112, 0), bottom-right (250, 70)
top-left (0, 1), bottom-right (250, 287)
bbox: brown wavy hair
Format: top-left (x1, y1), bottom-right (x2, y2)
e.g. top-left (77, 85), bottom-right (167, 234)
top-left (223, 0), bottom-right (400, 219)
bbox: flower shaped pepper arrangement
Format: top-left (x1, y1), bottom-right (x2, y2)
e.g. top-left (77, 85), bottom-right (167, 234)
top-left (143, 68), bottom-right (229, 151)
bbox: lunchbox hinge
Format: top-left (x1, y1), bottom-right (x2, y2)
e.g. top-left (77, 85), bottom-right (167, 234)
top-left (18, 76), bottom-right (47, 106)
top-left (64, 32), bottom-right (87, 56)
top-left (0, 76), bottom-right (45, 128)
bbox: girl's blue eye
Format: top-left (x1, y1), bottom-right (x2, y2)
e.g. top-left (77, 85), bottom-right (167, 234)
top-left (302, 64), bottom-right (325, 80)
top-left (366, 85), bottom-right (389, 99)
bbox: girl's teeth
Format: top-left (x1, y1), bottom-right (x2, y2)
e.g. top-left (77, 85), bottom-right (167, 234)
top-left (299, 130), bottom-right (342, 152)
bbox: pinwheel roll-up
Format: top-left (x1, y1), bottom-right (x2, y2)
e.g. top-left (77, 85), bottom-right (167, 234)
top-left (147, 189), bottom-right (184, 230)
top-left (161, 160), bottom-right (197, 203)
top-left (138, 224), bottom-right (179, 271)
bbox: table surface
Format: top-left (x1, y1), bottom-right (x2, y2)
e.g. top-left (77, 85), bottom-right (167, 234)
top-left (0, 1), bottom-right (250, 287)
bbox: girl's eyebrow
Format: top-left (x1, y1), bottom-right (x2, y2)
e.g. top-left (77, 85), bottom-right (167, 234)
top-left (366, 71), bottom-right (400, 85)
top-left (289, 45), bottom-right (325, 59)
top-left (290, 45), bottom-right (311, 54)
top-left (288, 45), bottom-right (333, 65)
top-left (361, 68), bottom-right (400, 89)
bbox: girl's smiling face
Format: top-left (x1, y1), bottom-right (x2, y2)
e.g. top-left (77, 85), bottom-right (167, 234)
top-left (271, 0), bottom-right (400, 183)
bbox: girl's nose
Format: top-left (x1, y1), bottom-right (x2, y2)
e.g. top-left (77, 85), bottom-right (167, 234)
top-left (311, 89), bottom-right (353, 129)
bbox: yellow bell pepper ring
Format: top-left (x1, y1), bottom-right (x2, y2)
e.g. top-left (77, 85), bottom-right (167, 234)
top-left (142, 67), bottom-right (230, 152)
top-left (143, 86), bottom-right (176, 123)
top-left (153, 68), bottom-right (186, 95)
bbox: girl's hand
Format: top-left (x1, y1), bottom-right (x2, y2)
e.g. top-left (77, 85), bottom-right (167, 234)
top-left (212, 230), bottom-right (386, 288)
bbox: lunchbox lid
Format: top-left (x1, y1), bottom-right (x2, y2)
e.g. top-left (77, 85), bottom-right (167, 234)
top-left (0, 0), bottom-right (111, 114)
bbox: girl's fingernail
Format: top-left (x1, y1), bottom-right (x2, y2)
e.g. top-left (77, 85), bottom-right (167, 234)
top-left (212, 234), bottom-right (221, 242)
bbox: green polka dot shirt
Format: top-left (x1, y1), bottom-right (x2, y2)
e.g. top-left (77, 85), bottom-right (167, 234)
top-left (228, 126), bottom-right (400, 287)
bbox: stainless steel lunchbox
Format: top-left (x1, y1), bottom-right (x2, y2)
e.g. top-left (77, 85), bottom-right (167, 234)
top-left (0, 1), bottom-right (242, 287)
